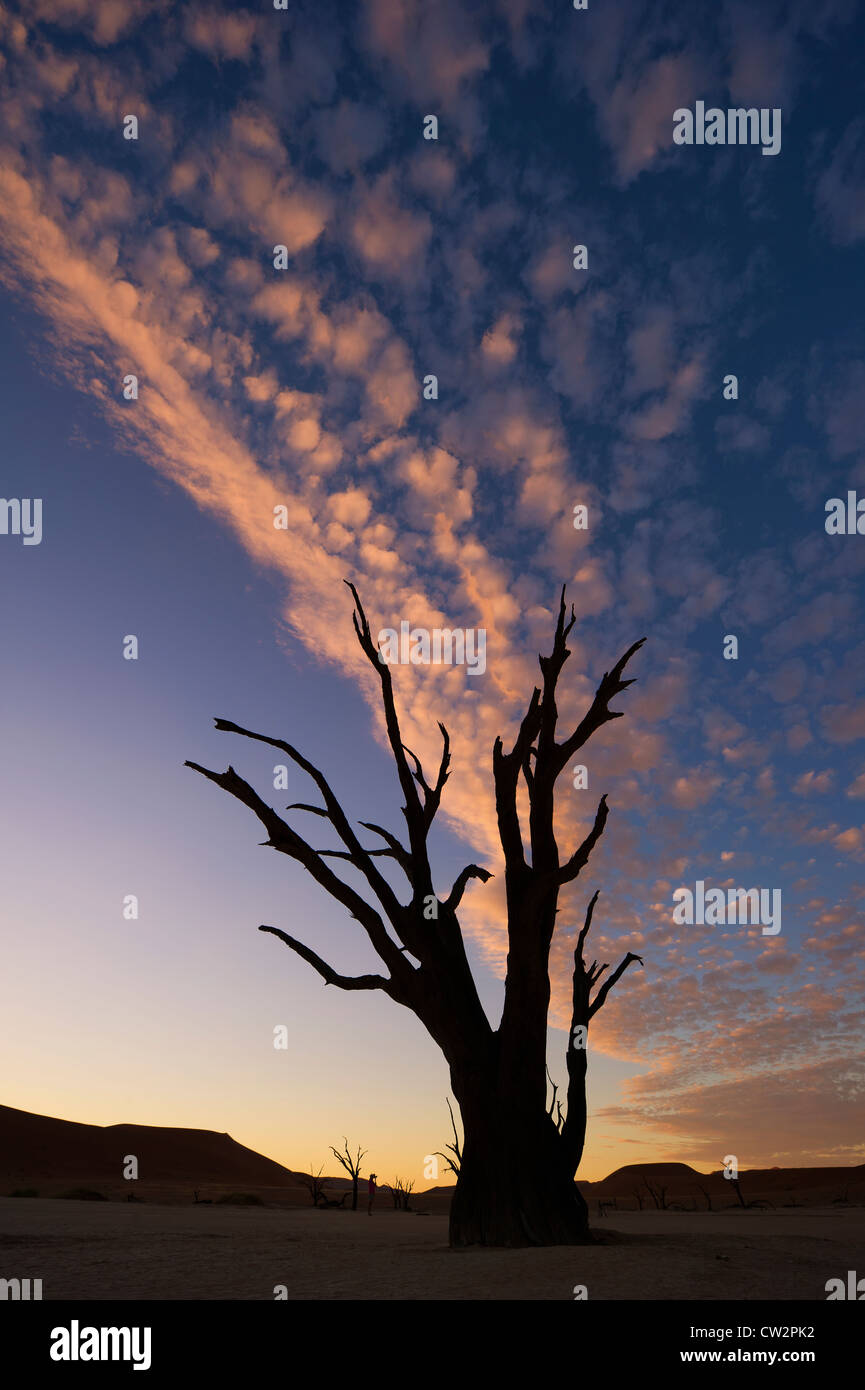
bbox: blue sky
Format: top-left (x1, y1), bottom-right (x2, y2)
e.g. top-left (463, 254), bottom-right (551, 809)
top-left (0, 0), bottom-right (864, 1181)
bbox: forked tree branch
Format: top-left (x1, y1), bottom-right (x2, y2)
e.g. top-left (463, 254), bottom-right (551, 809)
top-left (560, 891), bottom-right (643, 1173)
top-left (184, 758), bottom-right (411, 988)
top-left (330, 1137), bottom-right (367, 1178)
top-left (344, 580), bottom-right (434, 875)
top-left (207, 717), bottom-right (404, 924)
top-left (589, 950), bottom-right (644, 1019)
top-left (493, 593), bottom-right (643, 888)
top-left (186, 585), bottom-right (497, 1049)
top-left (359, 821), bottom-right (415, 880)
top-left (555, 638), bottom-right (646, 774)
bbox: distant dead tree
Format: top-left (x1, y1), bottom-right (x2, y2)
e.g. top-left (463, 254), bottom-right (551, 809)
top-left (434, 1097), bottom-right (463, 1178)
top-left (187, 585), bottom-right (645, 1246)
top-left (192, 1190), bottom-right (212, 1205)
top-left (385, 1177), bottom-right (414, 1210)
top-left (329, 1137), bottom-right (366, 1212)
top-left (696, 1182), bottom-right (713, 1212)
top-left (632, 1188), bottom-right (645, 1211)
top-left (300, 1163), bottom-right (328, 1208)
top-left (721, 1159), bottom-right (746, 1209)
top-left (643, 1179), bottom-right (668, 1210)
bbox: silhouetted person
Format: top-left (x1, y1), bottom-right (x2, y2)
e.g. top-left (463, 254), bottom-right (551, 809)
top-left (367, 1172), bottom-right (377, 1216)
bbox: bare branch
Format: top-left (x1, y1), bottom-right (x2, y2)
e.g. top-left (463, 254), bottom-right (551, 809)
top-left (427, 722), bottom-right (451, 826)
top-left (185, 757), bottom-right (409, 983)
top-left (559, 795), bottom-right (609, 884)
top-left (329, 1137), bottom-right (367, 1177)
top-left (576, 889), bottom-right (600, 955)
top-left (358, 821), bottom-right (414, 880)
top-left (536, 585), bottom-right (576, 759)
top-left (589, 951), bottom-right (643, 1018)
top-left (400, 729), bottom-right (450, 831)
top-left (402, 743), bottom-right (430, 795)
top-left (208, 717), bottom-right (405, 924)
top-left (545, 1066), bottom-right (565, 1135)
top-left (316, 847), bottom-right (397, 860)
top-left (344, 581), bottom-right (429, 863)
top-left (259, 925), bottom-right (389, 991)
top-left (493, 686), bottom-right (541, 873)
top-left (561, 891), bottom-right (643, 1175)
top-left (555, 638), bottom-right (646, 774)
top-left (434, 1097), bottom-right (463, 1177)
top-left (445, 863), bottom-right (493, 912)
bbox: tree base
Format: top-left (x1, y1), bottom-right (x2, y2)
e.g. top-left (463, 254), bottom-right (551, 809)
top-left (448, 1125), bottom-right (592, 1247)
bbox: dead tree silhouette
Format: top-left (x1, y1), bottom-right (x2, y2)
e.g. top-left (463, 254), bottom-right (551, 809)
top-left (643, 1178), bottom-right (669, 1210)
top-left (329, 1137), bottom-right (366, 1212)
top-left (434, 1097), bottom-right (463, 1178)
top-left (186, 584), bottom-right (645, 1247)
top-left (384, 1177), bottom-right (413, 1210)
top-left (721, 1160), bottom-right (746, 1209)
top-left (300, 1163), bottom-right (328, 1208)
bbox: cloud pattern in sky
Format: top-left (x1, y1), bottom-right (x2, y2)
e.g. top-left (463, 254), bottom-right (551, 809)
top-left (1, 0), bottom-right (864, 1168)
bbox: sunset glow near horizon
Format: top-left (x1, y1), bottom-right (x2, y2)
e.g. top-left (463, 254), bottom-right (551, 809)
top-left (1, 0), bottom-right (864, 1189)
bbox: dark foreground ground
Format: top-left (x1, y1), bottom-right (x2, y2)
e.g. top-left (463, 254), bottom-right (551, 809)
top-left (2, 1199), bottom-right (861, 1300)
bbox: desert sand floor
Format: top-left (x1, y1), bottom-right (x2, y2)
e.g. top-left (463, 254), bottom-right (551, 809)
top-left (2, 1199), bottom-right (861, 1300)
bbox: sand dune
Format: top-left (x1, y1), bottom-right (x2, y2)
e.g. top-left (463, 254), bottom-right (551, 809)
top-left (0, 1104), bottom-right (303, 1199)
top-left (580, 1161), bottom-right (865, 1211)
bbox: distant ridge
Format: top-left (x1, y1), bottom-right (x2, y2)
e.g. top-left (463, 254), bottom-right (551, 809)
top-left (0, 1103), bottom-right (302, 1190)
top-left (2, 1105), bottom-right (862, 1208)
top-left (599, 1163), bottom-right (702, 1182)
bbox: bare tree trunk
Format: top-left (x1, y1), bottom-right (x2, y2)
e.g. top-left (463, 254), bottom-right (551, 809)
top-left (449, 1081), bottom-right (589, 1245)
